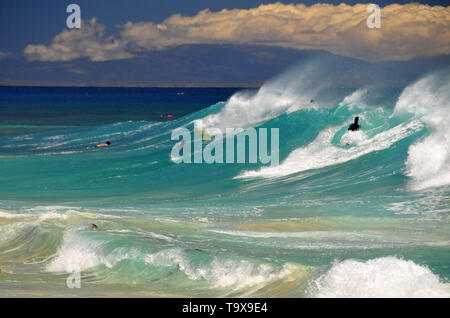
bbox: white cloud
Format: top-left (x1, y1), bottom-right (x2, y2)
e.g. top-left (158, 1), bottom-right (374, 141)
top-left (24, 18), bottom-right (133, 62)
top-left (24, 3), bottom-right (450, 62)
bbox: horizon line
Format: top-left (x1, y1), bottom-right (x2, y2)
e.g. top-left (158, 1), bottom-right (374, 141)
top-left (0, 81), bottom-right (263, 89)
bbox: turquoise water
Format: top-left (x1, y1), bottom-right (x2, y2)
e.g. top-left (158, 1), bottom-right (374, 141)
top-left (0, 70), bottom-right (449, 297)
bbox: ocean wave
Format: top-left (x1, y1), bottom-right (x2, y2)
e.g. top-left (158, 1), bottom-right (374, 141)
top-left (394, 72), bottom-right (450, 190)
top-left (308, 256), bottom-right (450, 298)
top-left (46, 228), bottom-right (134, 272)
top-left (144, 248), bottom-right (305, 292)
top-left (195, 58), bottom-right (355, 132)
top-left (238, 119), bottom-right (423, 178)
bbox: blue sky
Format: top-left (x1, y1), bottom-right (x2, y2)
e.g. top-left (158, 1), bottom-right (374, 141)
top-left (1, 0), bottom-right (448, 54)
top-left (0, 1), bottom-right (448, 85)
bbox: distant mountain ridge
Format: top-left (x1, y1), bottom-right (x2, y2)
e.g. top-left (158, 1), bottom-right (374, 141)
top-left (0, 44), bottom-right (449, 87)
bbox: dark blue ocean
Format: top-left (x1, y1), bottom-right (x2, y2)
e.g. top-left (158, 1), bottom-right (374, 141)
top-left (0, 86), bottom-right (241, 132)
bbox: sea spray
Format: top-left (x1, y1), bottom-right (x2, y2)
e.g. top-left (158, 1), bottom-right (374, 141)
top-left (394, 72), bottom-right (450, 190)
top-left (308, 257), bottom-right (450, 298)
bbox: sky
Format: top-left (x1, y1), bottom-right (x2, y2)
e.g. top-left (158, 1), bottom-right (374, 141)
top-left (0, 1), bottom-right (449, 85)
top-left (1, 0), bottom-right (448, 54)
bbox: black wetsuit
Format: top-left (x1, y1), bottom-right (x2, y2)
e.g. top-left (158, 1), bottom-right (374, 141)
top-left (348, 123), bottom-right (360, 131)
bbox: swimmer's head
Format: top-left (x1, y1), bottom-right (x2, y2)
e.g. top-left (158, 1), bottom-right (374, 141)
top-left (354, 117), bottom-right (359, 124)
top-left (106, 141), bottom-right (111, 145)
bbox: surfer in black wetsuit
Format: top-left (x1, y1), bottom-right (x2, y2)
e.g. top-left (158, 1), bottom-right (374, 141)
top-left (348, 117), bottom-right (361, 131)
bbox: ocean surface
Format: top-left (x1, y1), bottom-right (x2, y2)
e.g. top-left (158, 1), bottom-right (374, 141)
top-left (0, 65), bottom-right (449, 297)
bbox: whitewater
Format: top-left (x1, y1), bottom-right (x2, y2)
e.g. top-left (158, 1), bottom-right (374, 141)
top-left (0, 60), bottom-right (449, 297)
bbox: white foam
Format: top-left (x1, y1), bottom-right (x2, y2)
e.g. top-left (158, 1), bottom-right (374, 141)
top-left (209, 229), bottom-right (382, 240)
top-left (406, 135), bottom-right (450, 190)
top-left (25, 205), bottom-right (123, 220)
top-left (394, 72), bottom-right (450, 190)
top-left (339, 88), bottom-right (368, 108)
top-left (0, 222), bottom-right (32, 243)
top-left (387, 191), bottom-right (450, 217)
top-left (207, 229), bottom-right (445, 250)
top-left (36, 212), bottom-right (69, 222)
top-left (46, 229), bottom-right (131, 272)
top-left (339, 130), bottom-right (368, 146)
top-left (196, 88), bottom-right (312, 132)
top-left (144, 248), bottom-right (301, 290)
top-left (25, 205), bottom-right (78, 213)
top-left (238, 120), bottom-right (423, 178)
top-left (195, 61), bottom-right (331, 132)
top-left (309, 256), bottom-right (450, 298)
top-left (0, 210), bottom-right (30, 219)
top-left (35, 140), bottom-right (72, 150)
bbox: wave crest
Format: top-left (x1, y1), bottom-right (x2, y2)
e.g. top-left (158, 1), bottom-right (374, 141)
top-left (308, 257), bottom-right (450, 298)
top-left (395, 72), bottom-right (450, 190)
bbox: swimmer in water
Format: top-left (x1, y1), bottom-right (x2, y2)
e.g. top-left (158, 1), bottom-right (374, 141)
top-left (90, 223), bottom-right (98, 230)
top-left (95, 141), bottom-right (111, 148)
